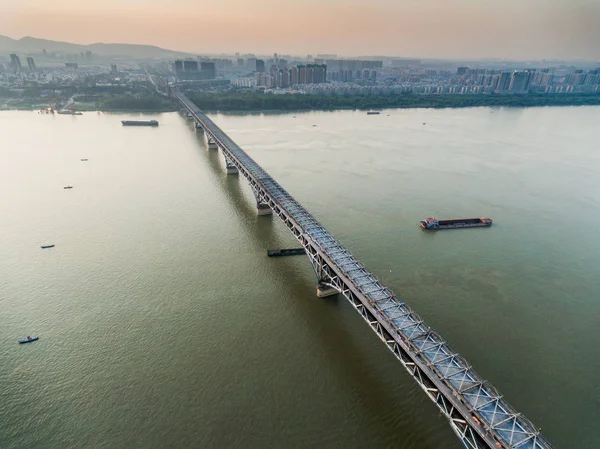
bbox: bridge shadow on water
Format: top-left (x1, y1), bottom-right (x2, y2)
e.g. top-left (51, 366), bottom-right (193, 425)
top-left (189, 129), bottom-right (450, 448)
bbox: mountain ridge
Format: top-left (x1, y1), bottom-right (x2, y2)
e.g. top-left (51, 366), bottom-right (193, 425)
top-left (0, 35), bottom-right (194, 59)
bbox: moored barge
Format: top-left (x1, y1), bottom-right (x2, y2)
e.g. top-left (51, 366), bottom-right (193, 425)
top-left (420, 217), bottom-right (492, 230)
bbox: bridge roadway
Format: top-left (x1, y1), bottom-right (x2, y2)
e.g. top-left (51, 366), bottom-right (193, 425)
top-left (173, 90), bottom-right (552, 449)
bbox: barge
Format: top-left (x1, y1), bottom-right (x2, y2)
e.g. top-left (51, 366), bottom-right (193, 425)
top-left (420, 217), bottom-right (492, 230)
top-left (121, 120), bottom-right (159, 127)
top-left (267, 248), bottom-right (306, 257)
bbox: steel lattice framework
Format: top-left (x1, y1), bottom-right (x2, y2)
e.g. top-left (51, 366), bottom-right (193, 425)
top-left (173, 90), bottom-right (552, 449)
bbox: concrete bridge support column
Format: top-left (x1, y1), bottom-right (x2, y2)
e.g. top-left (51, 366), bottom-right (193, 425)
top-left (186, 112), bottom-right (193, 119)
top-left (224, 154), bottom-right (238, 174)
top-left (195, 123), bottom-right (204, 133)
top-left (208, 139), bottom-right (218, 150)
top-left (316, 281), bottom-right (338, 298)
top-left (257, 203), bottom-right (273, 216)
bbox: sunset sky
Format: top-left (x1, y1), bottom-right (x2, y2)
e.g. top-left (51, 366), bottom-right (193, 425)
top-left (1, 0), bottom-right (599, 60)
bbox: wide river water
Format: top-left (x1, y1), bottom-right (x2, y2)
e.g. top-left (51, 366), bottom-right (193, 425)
top-left (1, 107), bottom-right (599, 448)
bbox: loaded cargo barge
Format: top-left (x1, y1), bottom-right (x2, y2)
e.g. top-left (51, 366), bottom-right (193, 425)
top-left (121, 120), bottom-right (159, 127)
top-left (420, 217), bottom-right (492, 230)
top-left (267, 248), bottom-right (306, 257)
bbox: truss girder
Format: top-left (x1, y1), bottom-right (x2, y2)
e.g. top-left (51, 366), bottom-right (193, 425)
top-left (173, 91), bottom-right (553, 449)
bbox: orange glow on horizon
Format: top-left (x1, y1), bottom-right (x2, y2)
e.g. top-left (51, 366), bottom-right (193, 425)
top-left (1, 0), bottom-right (599, 60)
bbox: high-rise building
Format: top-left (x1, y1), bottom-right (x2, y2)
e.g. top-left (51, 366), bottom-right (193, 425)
top-left (457, 66), bottom-right (469, 75)
top-left (311, 64), bottom-right (326, 83)
top-left (111, 64), bottom-right (118, 75)
top-left (26, 57), bottom-right (36, 72)
top-left (237, 58), bottom-right (244, 67)
top-left (256, 59), bottom-right (265, 73)
top-left (183, 60), bottom-right (199, 72)
top-left (291, 66), bottom-right (298, 85)
top-left (509, 71), bottom-right (534, 93)
top-left (174, 60), bottom-right (184, 73)
top-left (200, 62), bottom-right (216, 79)
top-left (497, 72), bottom-right (512, 91)
top-left (10, 54), bottom-right (22, 72)
top-left (281, 68), bottom-right (290, 88)
top-left (298, 65), bottom-right (306, 84)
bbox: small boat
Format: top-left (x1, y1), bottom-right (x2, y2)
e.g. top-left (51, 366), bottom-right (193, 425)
top-left (41, 244), bottom-right (55, 249)
top-left (80, 159), bottom-right (88, 161)
top-left (367, 111), bottom-right (381, 115)
top-left (64, 186), bottom-right (73, 189)
top-left (422, 122), bottom-right (426, 125)
top-left (18, 336), bottom-right (39, 344)
top-left (420, 217), bottom-right (493, 230)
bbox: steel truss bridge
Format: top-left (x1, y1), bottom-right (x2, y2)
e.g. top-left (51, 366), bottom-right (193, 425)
top-left (172, 90), bottom-right (552, 449)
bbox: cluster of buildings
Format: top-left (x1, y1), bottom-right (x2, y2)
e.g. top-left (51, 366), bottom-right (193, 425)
top-left (254, 64), bottom-right (327, 88)
top-left (324, 59), bottom-right (381, 82)
top-left (443, 67), bottom-right (600, 94)
top-left (172, 60), bottom-right (217, 81)
top-left (7, 54), bottom-right (37, 73)
top-left (0, 55), bottom-right (152, 99)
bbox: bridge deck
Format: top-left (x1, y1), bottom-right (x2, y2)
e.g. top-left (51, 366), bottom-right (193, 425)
top-left (174, 91), bottom-right (552, 449)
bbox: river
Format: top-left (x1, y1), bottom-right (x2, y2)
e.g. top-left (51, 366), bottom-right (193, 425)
top-left (1, 107), bottom-right (599, 448)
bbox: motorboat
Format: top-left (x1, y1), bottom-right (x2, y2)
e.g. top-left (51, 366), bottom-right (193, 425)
top-left (18, 336), bottom-right (39, 344)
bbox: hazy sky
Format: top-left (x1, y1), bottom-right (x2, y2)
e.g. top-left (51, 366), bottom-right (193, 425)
top-left (2, 0), bottom-right (600, 60)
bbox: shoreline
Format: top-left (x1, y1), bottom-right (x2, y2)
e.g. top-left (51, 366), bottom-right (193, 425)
top-left (3, 97), bottom-right (600, 114)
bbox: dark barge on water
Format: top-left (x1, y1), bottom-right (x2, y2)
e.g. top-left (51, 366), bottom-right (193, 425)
top-left (267, 248), bottom-right (306, 257)
top-left (420, 217), bottom-right (493, 230)
top-left (121, 120), bottom-right (159, 127)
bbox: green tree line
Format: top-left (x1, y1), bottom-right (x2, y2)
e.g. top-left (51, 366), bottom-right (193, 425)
top-left (100, 95), bottom-right (177, 111)
top-left (186, 92), bottom-right (600, 112)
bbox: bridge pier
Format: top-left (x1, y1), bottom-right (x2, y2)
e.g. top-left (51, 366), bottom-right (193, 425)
top-left (195, 122), bottom-right (204, 133)
top-left (316, 281), bottom-right (338, 298)
top-left (208, 139), bottom-right (218, 150)
top-left (224, 154), bottom-right (238, 174)
top-left (257, 203), bottom-right (272, 215)
top-left (186, 112), bottom-right (193, 119)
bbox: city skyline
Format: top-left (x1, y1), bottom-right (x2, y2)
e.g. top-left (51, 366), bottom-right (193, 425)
top-left (2, 0), bottom-right (600, 61)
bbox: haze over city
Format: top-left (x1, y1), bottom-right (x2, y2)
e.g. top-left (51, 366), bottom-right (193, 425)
top-left (2, 0), bottom-right (600, 60)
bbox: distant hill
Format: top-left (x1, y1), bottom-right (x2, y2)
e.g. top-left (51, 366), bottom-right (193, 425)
top-left (0, 35), bottom-right (194, 59)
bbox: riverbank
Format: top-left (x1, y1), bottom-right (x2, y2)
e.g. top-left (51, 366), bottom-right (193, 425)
top-left (1, 93), bottom-right (178, 113)
top-left (4, 92), bottom-right (600, 113)
top-left (186, 92), bottom-right (600, 112)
